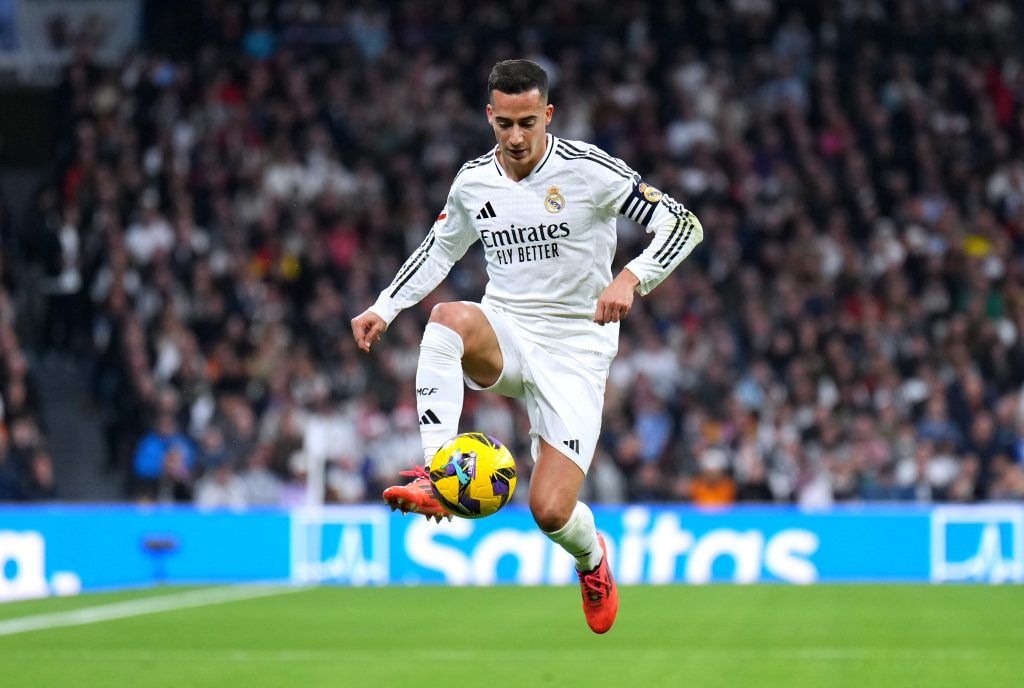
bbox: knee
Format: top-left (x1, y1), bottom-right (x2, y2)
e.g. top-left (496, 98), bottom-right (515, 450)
top-left (530, 497), bottom-right (574, 533)
top-left (428, 302), bottom-right (473, 336)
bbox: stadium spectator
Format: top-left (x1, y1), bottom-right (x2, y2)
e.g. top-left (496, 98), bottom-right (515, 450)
top-left (239, 444), bottom-right (284, 506)
top-left (155, 443), bottom-right (194, 504)
top-left (23, 448), bottom-right (58, 501)
top-left (689, 447), bottom-right (737, 506)
top-left (132, 413), bottom-right (194, 500)
top-left (29, 0), bottom-right (1024, 506)
top-left (195, 462), bottom-right (246, 509)
top-left (0, 431), bottom-right (21, 500)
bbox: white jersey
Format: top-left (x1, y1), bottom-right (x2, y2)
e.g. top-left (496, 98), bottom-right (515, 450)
top-left (370, 134), bottom-right (703, 358)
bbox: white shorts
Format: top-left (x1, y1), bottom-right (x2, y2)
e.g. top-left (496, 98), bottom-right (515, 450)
top-left (463, 302), bottom-right (611, 473)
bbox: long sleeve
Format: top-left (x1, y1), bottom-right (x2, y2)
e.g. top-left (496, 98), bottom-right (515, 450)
top-left (578, 141), bottom-right (704, 296)
top-left (623, 195), bottom-right (703, 296)
top-left (369, 185), bottom-right (478, 326)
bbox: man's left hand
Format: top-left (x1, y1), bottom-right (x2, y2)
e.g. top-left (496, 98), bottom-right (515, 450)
top-left (594, 269), bottom-right (639, 325)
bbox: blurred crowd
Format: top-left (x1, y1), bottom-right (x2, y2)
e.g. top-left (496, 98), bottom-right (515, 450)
top-left (24, 0), bottom-right (1024, 506)
top-left (0, 195), bottom-right (57, 500)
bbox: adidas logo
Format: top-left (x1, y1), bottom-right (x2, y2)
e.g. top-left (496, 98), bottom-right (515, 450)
top-left (475, 201), bottom-right (497, 219)
top-left (419, 409), bottom-right (441, 425)
top-left (562, 439), bottom-right (580, 453)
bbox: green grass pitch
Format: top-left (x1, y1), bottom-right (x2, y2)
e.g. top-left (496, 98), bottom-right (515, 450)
top-left (1, 584), bottom-right (1021, 687)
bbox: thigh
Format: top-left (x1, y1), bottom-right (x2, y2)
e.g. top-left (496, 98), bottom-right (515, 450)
top-left (528, 440), bottom-right (585, 505)
top-left (428, 301), bottom-right (508, 389)
top-left (528, 438), bottom-right (586, 522)
top-left (459, 303), bottom-right (526, 398)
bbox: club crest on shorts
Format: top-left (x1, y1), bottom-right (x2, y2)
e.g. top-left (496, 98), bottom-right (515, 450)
top-left (545, 186), bottom-right (565, 213)
top-left (638, 182), bottom-right (662, 203)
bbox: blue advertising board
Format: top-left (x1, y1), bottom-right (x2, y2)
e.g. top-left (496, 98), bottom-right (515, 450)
top-left (1, 504), bottom-right (1021, 601)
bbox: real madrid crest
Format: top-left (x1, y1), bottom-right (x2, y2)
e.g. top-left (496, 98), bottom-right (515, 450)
top-left (638, 182), bottom-right (663, 203)
top-left (545, 186), bottom-right (565, 213)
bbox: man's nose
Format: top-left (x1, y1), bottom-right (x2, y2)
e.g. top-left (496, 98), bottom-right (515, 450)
top-left (509, 127), bottom-right (523, 145)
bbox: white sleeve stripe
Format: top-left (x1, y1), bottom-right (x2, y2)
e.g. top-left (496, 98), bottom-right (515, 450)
top-left (625, 197), bottom-right (643, 220)
top-left (620, 182), bottom-right (662, 226)
top-left (639, 202), bottom-right (657, 225)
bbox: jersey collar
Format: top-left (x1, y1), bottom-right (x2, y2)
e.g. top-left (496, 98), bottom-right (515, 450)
top-left (493, 134), bottom-right (555, 182)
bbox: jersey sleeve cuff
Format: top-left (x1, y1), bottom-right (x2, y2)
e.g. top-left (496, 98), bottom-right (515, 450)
top-left (368, 293), bottom-right (402, 327)
top-left (623, 258), bottom-right (660, 297)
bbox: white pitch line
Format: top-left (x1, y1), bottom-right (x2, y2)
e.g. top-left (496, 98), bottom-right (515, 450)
top-left (0, 585), bottom-right (308, 637)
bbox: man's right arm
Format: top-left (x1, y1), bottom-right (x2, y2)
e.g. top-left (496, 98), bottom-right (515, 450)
top-left (352, 185), bottom-right (477, 352)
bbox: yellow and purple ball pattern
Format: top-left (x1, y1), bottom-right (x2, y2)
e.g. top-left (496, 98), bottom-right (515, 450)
top-left (428, 433), bottom-right (517, 518)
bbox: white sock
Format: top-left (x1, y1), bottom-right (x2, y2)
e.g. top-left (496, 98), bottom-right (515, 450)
top-left (543, 501), bottom-right (604, 572)
top-left (416, 323), bottom-right (465, 465)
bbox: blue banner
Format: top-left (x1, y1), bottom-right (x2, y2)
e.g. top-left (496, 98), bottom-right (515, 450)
top-left (1, 503), bottom-right (1021, 600)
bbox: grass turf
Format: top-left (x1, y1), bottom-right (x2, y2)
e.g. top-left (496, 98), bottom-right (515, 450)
top-left (0, 584), bottom-right (1021, 688)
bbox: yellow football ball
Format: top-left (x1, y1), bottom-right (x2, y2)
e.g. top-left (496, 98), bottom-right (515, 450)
top-left (428, 433), bottom-right (517, 518)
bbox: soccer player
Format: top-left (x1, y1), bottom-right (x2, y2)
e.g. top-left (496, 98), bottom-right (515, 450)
top-left (350, 59), bottom-right (703, 633)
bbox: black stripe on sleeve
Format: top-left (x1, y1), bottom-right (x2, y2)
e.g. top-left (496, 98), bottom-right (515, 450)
top-left (389, 232), bottom-right (435, 293)
top-left (557, 140), bottom-right (634, 177)
top-left (390, 231), bottom-right (434, 283)
top-left (454, 150), bottom-right (497, 180)
top-left (557, 139), bottom-right (585, 154)
top-left (554, 148), bottom-right (632, 179)
top-left (659, 215), bottom-right (695, 267)
top-left (651, 215), bottom-right (682, 263)
top-left (389, 250), bottom-right (431, 298)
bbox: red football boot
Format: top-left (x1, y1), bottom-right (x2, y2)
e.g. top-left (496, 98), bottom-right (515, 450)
top-left (382, 465), bottom-right (453, 522)
top-left (577, 534), bottom-right (619, 634)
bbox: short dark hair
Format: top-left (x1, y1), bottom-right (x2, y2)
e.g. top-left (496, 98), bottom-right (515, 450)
top-left (487, 59), bottom-right (548, 102)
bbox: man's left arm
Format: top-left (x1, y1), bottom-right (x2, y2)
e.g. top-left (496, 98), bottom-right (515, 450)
top-left (621, 190), bottom-right (703, 296)
top-left (595, 179), bottom-right (703, 324)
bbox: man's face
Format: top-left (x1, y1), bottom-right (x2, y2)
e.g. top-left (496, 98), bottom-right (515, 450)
top-left (486, 88), bottom-right (553, 177)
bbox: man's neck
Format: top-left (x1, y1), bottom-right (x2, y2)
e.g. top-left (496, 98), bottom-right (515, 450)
top-left (499, 135), bottom-right (547, 181)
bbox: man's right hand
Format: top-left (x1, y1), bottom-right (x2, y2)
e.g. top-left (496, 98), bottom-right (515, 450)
top-left (351, 310), bottom-right (387, 353)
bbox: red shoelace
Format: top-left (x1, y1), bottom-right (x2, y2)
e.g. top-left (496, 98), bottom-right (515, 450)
top-left (579, 565), bottom-right (611, 604)
top-left (399, 464), bottom-right (430, 479)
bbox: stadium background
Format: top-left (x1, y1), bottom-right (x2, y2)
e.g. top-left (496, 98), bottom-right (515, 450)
top-left (2, 0), bottom-right (1024, 508)
top-left (0, 2), bottom-right (1023, 686)
top-left (0, 0), bottom-right (1019, 556)
top-left (1, 0), bottom-right (1023, 560)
